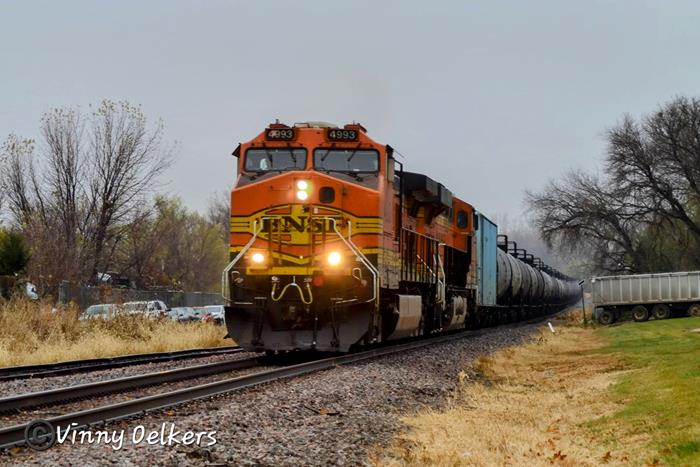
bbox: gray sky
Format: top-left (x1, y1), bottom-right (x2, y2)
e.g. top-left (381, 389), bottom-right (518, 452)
top-left (2, 0), bottom-right (700, 223)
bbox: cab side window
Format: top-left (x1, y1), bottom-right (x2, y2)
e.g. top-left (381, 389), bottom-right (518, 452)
top-left (456, 210), bottom-right (468, 229)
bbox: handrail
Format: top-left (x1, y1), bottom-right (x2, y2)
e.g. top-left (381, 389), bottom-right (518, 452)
top-left (328, 218), bottom-right (379, 308)
top-left (435, 244), bottom-right (446, 306)
top-left (416, 254), bottom-right (436, 278)
top-left (221, 220), bottom-right (259, 302)
top-left (222, 215), bottom-right (379, 309)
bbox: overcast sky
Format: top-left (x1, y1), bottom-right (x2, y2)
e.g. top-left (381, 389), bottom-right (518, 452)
top-left (2, 1), bottom-right (700, 224)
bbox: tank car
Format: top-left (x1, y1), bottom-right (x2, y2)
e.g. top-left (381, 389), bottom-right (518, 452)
top-left (222, 121), bottom-right (579, 352)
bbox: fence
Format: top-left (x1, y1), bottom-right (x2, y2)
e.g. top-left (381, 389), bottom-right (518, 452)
top-left (57, 281), bottom-right (223, 310)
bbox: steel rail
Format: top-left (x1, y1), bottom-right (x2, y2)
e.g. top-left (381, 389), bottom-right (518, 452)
top-left (0, 346), bottom-right (243, 381)
top-left (0, 330), bottom-right (476, 450)
top-left (0, 357), bottom-right (263, 413)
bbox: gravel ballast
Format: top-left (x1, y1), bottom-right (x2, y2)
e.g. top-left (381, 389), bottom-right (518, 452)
top-left (2, 322), bottom-right (542, 466)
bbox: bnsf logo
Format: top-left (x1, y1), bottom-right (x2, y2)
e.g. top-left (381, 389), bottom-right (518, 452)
top-left (258, 205), bottom-right (345, 245)
top-left (259, 216), bottom-right (341, 234)
top-left (232, 205), bottom-right (381, 246)
top-left (256, 215), bottom-right (344, 245)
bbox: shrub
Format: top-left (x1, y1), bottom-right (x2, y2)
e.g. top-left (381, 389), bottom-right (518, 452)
top-left (0, 229), bottom-right (30, 276)
top-left (0, 298), bottom-right (230, 367)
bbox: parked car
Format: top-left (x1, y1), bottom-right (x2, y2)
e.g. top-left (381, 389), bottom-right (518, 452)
top-left (121, 300), bottom-right (169, 319)
top-left (168, 306), bottom-right (199, 322)
top-left (22, 282), bottom-right (39, 300)
top-left (190, 307), bottom-right (208, 320)
top-left (201, 305), bottom-right (225, 325)
top-left (80, 303), bottom-right (119, 321)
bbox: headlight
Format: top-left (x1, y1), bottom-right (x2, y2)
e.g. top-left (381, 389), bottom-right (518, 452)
top-left (328, 251), bottom-right (341, 266)
top-left (251, 252), bottom-right (265, 264)
top-left (296, 180), bottom-right (310, 201)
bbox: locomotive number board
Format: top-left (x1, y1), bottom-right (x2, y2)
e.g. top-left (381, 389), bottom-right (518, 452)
top-left (265, 128), bottom-right (295, 140)
top-left (327, 129), bottom-right (358, 141)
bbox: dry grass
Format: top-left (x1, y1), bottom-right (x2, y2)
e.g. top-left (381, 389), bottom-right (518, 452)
top-left (556, 297), bottom-right (595, 326)
top-left (375, 322), bottom-right (645, 466)
top-left (0, 298), bottom-right (230, 367)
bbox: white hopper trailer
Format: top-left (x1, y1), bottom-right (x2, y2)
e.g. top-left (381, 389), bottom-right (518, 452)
top-left (590, 271), bottom-right (700, 324)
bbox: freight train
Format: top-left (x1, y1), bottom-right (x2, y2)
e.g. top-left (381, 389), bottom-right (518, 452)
top-left (222, 122), bottom-right (579, 352)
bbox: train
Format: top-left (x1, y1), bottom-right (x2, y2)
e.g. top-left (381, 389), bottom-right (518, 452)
top-left (221, 121), bottom-right (579, 352)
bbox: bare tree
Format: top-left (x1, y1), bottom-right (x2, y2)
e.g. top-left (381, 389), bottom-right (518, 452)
top-left (40, 108), bottom-right (84, 255)
top-left (1, 135), bottom-right (35, 224)
top-left (83, 100), bottom-right (173, 281)
top-left (1, 100), bottom-right (173, 285)
top-left (526, 170), bottom-right (650, 273)
top-left (2, 116), bottom-right (87, 282)
top-left (0, 141), bottom-right (6, 216)
top-left (528, 96), bottom-right (700, 274)
top-left (607, 97), bottom-right (700, 245)
top-left (114, 205), bottom-right (163, 288)
top-left (206, 190), bottom-right (230, 243)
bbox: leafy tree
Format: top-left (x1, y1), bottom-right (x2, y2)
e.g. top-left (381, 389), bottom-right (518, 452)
top-left (0, 229), bottom-right (30, 276)
top-left (116, 196), bottom-right (228, 292)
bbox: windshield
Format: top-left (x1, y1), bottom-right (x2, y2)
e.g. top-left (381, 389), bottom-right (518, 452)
top-left (123, 303), bottom-right (145, 312)
top-left (314, 149), bottom-right (379, 173)
top-left (245, 148), bottom-right (307, 172)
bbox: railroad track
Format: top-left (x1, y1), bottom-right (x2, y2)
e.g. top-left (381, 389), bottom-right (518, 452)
top-left (0, 328), bottom-right (486, 450)
top-left (0, 346), bottom-right (243, 381)
top-left (0, 313), bottom-right (564, 451)
top-left (0, 356), bottom-right (263, 414)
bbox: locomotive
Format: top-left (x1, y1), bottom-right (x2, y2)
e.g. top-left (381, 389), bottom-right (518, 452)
top-left (222, 121), bottom-right (579, 352)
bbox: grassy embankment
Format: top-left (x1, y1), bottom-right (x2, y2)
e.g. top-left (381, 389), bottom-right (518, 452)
top-left (0, 299), bottom-right (230, 367)
top-left (377, 313), bottom-right (700, 466)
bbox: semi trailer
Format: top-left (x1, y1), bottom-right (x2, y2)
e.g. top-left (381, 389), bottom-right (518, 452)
top-left (590, 271), bottom-right (700, 324)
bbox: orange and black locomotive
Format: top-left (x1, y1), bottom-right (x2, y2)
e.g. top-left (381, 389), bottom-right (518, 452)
top-left (222, 122), bottom-right (578, 352)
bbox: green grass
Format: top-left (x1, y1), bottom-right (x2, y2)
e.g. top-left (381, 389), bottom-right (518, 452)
top-left (595, 317), bottom-right (700, 466)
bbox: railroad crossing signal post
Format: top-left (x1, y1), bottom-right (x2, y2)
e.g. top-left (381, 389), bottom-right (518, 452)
top-left (578, 280), bottom-right (587, 325)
